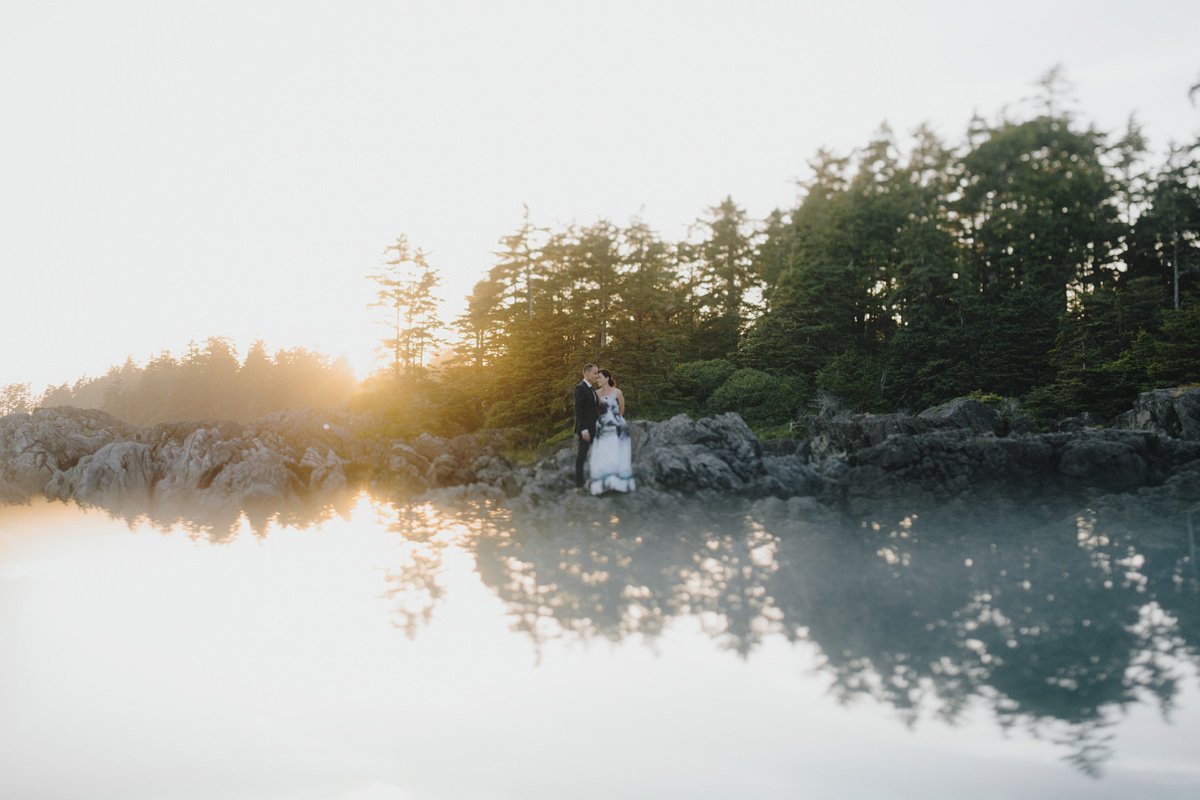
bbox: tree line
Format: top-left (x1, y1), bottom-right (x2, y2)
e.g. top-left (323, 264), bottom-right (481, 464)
top-left (367, 76), bottom-right (1198, 436)
top-left (5, 73), bottom-right (1198, 436)
top-left (1, 339), bottom-right (356, 425)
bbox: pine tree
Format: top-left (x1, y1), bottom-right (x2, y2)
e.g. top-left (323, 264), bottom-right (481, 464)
top-left (369, 236), bottom-right (444, 376)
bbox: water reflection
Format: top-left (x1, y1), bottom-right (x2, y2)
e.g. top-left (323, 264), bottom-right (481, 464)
top-left (379, 503), bottom-right (453, 638)
top-left (373, 495), bottom-right (1198, 777)
top-left (15, 489), bottom-right (1198, 779)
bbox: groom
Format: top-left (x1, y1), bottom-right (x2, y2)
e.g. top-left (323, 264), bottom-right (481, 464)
top-left (573, 363), bottom-right (602, 491)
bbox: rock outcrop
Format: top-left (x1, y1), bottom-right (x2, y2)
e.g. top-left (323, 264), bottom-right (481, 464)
top-left (831, 428), bottom-right (1200, 514)
top-left (1114, 387), bottom-right (1200, 441)
top-left (0, 408), bottom-right (140, 502)
top-left (4, 388), bottom-right (1200, 526)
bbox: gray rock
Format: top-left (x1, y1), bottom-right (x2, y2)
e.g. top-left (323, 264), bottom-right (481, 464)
top-left (833, 427), bottom-right (1200, 514)
top-left (426, 453), bottom-right (460, 486)
top-left (1057, 437), bottom-right (1146, 491)
top-left (6, 393), bottom-right (1199, 524)
top-left (645, 444), bottom-right (739, 492)
top-left (472, 454), bottom-right (520, 496)
top-left (761, 455), bottom-right (822, 496)
top-left (0, 408), bottom-right (139, 501)
top-left (805, 397), bottom-right (1011, 461)
top-left (46, 441), bottom-right (156, 509)
top-left (300, 446), bottom-right (348, 491)
top-left (917, 397), bottom-right (1003, 434)
top-left (154, 426), bottom-right (240, 499)
top-left (205, 442), bottom-right (299, 505)
top-left (633, 413), bottom-right (764, 491)
top-left (806, 412), bottom-right (940, 459)
top-left (387, 442), bottom-right (432, 488)
top-left (1056, 413), bottom-right (1099, 433)
top-left (1114, 388), bottom-right (1200, 440)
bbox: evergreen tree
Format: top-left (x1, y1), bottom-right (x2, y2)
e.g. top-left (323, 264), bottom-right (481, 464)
top-left (682, 197), bottom-right (760, 359)
top-left (369, 236), bottom-right (444, 376)
top-left (955, 112), bottom-right (1123, 395)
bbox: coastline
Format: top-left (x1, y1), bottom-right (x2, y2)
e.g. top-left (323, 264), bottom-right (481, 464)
top-left (1, 389), bottom-right (1198, 532)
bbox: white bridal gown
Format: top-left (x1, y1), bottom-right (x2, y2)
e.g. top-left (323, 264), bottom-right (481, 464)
top-left (589, 392), bottom-right (636, 495)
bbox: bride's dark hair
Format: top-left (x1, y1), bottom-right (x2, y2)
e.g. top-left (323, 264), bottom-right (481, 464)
top-left (599, 368), bottom-right (615, 387)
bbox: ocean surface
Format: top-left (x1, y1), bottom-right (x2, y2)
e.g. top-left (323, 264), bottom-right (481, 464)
top-left (2, 493), bottom-right (1198, 799)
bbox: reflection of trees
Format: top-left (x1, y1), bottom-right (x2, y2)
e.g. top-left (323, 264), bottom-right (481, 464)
top-left (774, 506), bottom-right (1190, 777)
top-left (98, 485), bottom-right (1196, 776)
top-left (378, 502), bottom-right (457, 639)
top-left (78, 488), bottom-right (363, 543)
top-left (469, 502), bottom-right (784, 658)
top-left (431, 496), bottom-right (1199, 776)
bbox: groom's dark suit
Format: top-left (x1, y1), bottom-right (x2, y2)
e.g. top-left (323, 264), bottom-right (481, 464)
top-left (573, 379), bottom-right (600, 488)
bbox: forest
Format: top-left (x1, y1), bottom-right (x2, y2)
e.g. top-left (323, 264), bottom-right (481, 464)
top-left (4, 78), bottom-right (1199, 440)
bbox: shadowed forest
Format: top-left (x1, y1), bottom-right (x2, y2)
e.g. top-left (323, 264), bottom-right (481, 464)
top-left (5, 73), bottom-right (1199, 439)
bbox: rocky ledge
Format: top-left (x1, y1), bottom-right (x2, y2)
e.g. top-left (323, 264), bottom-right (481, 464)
top-left (2, 388), bottom-right (1199, 525)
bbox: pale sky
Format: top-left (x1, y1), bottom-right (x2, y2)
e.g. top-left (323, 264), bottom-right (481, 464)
top-left (2, 0), bottom-right (1197, 393)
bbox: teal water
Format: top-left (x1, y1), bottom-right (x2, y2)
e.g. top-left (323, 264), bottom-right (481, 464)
top-left (1, 494), bottom-right (1197, 799)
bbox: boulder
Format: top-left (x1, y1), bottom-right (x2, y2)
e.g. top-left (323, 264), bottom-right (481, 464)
top-left (1114, 388), bottom-right (1200, 440)
top-left (1057, 437), bottom-right (1147, 492)
top-left (1056, 413), bottom-right (1099, 433)
top-left (153, 426), bottom-right (241, 498)
top-left (205, 442), bottom-right (300, 505)
top-left (806, 412), bottom-right (942, 460)
top-left (644, 444), bottom-right (740, 492)
top-left (45, 441), bottom-right (156, 509)
top-left (805, 397), bottom-right (1011, 461)
top-left (472, 454), bottom-right (520, 496)
top-left (833, 427), bottom-right (1200, 513)
top-left (426, 453), bottom-right (461, 486)
top-left (916, 397), bottom-right (1004, 434)
top-left (634, 413), bottom-right (765, 489)
top-left (0, 408), bottom-right (137, 500)
top-left (300, 446), bottom-right (348, 491)
top-left (760, 456), bottom-right (823, 497)
top-left (387, 442), bottom-right (432, 486)
top-left (6, 392), bottom-right (1199, 523)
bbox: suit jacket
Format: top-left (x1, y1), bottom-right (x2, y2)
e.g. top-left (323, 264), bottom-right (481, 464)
top-left (573, 380), bottom-right (600, 438)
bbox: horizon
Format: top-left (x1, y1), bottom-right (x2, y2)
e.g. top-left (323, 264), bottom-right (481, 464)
top-left (3, 1), bottom-right (1198, 393)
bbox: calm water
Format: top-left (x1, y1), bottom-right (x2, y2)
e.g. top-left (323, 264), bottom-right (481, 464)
top-left (1, 493), bottom-right (1198, 799)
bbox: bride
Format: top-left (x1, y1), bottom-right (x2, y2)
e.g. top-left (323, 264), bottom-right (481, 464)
top-left (589, 369), bottom-right (636, 495)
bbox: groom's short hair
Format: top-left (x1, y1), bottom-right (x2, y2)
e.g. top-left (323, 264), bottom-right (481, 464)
top-left (583, 363), bottom-right (598, 372)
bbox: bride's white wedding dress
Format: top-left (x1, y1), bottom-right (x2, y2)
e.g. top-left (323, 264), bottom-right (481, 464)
top-left (589, 392), bottom-right (636, 495)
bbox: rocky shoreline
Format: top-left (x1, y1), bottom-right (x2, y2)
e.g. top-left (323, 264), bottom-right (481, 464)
top-left (2, 388), bottom-right (1198, 527)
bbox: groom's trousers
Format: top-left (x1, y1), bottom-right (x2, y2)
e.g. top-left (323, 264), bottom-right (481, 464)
top-left (575, 436), bottom-right (591, 488)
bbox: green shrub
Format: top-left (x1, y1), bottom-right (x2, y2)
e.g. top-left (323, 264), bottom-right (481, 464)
top-left (483, 398), bottom-right (535, 431)
top-left (707, 368), bottom-right (804, 426)
top-left (670, 359), bottom-right (737, 405)
top-left (815, 352), bottom-right (884, 411)
top-left (967, 390), bottom-right (1005, 406)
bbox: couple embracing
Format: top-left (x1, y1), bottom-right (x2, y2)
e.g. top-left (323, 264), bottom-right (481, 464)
top-left (573, 363), bottom-right (637, 496)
